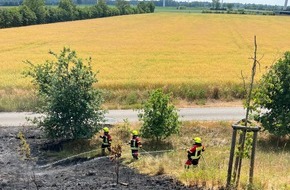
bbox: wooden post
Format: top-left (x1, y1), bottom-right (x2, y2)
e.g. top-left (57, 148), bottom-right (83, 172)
top-left (228, 125), bottom-right (260, 188)
top-left (249, 131), bottom-right (258, 184)
top-left (226, 128), bottom-right (237, 188)
top-left (235, 130), bottom-right (246, 188)
top-left (232, 131), bottom-right (243, 183)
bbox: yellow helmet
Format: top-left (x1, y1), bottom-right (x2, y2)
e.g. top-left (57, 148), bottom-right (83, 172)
top-left (103, 127), bottom-right (109, 132)
top-left (132, 130), bottom-right (138, 135)
top-left (193, 137), bottom-right (202, 143)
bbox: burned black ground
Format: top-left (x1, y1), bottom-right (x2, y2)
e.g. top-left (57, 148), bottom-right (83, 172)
top-left (0, 126), bottom-right (201, 190)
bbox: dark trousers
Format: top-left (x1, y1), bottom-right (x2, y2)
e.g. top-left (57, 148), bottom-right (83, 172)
top-left (187, 155), bottom-right (200, 165)
top-left (101, 144), bottom-right (111, 156)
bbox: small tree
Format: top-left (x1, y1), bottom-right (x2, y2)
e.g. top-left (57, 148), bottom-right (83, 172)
top-left (138, 89), bottom-right (180, 142)
top-left (252, 51), bottom-right (290, 138)
top-left (24, 47), bottom-right (105, 140)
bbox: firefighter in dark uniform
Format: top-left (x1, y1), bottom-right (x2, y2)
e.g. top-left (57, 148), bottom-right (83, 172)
top-left (100, 127), bottom-right (112, 156)
top-left (130, 130), bottom-right (142, 159)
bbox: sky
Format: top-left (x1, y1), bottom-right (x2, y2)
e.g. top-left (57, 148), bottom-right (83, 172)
top-left (215, 0), bottom-right (286, 6)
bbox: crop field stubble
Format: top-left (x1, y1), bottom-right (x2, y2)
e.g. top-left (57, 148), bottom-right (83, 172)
top-left (1, 12), bottom-right (290, 109)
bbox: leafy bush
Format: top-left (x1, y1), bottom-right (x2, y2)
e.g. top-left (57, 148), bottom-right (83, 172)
top-left (253, 51), bottom-right (290, 137)
top-left (138, 89), bottom-right (180, 142)
top-left (24, 47), bottom-right (105, 140)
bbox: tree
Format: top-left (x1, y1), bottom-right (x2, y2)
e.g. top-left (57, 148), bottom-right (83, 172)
top-left (252, 51), bottom-right (290, 137)
top-left (147, 2), bottom-right (155, 13)
top-left (0, 11), bottom-right (3, 28)
top-left (137, 2), bottom-right (155, 14)
top-left (0, 9), bottom-right (13, 27)
top-left (58, 0), bottom-right (78, 21)
top-left (24, 48), bottom-right (105, 140)
top-left (115, 0), bottom-right (130, 15)
top-left (45, 7), bottom-right (62, 23)
top-left (19, 5), bottom-right (37, 26)
top-left (77, 7), bottom-right (92, 19)
top-left (138, 89), bottom-right (180, 142)
top-left (0, 8), bottom-right (22, 28)
top-left (90, 0), bottom-right (109, 18)
top-left (22, 0), bottom-right (46, 23)
top-left (137, 2), bottom-right (149, 13)
top-left (10, 8), bottom-right (23, 27)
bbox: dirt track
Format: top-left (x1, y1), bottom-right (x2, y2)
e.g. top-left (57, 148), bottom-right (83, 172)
top-left (0, 126), bottom-right (198, 190)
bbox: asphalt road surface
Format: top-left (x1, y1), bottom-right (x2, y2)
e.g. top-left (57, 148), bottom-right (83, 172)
top-left (0, 107), bottom-right (246, 127)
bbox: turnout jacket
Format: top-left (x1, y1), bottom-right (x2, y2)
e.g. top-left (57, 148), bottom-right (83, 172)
top-left (187, 144), bottom-right (205, 160)
top-left (130, 136), bottom-right (142, 150)
top-left (100, 133), bottom-right (112, 146)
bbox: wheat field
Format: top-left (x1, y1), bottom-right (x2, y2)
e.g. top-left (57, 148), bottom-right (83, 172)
top-left (1, 13), bottom-right (290, 90)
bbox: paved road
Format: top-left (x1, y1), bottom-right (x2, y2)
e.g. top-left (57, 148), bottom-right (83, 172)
top-left (0, 107), bottom-right (246, 127)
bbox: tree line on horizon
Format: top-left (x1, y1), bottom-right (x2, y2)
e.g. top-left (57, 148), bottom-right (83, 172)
top-left (0, 0), bottom-right (155, 28)
top-left (0, 0), bottom-right (285, 11)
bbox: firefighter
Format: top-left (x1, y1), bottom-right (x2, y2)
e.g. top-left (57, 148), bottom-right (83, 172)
top-left (100, 127), bottom-right (112, 156)
top-left (185, 137), bottom-right (205, 169)
top-left (130, 130), bottom-right (142, 159)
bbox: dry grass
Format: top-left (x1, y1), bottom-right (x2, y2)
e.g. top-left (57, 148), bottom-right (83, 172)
top-left (0, 88), bottom-right (39, 111)
top-left (1, 13), bottom-right (290, 90)
top-left (109, 121), bottom-right (290, 189)
top-left (44, 120), bottom-right (289, 189)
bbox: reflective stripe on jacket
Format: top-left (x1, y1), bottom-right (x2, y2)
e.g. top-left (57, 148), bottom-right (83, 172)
top-left (189, 146), bottom-right (203, 160)
top-left (102, 134), bottom-right (111, 146)
top-left (130, 137), bottom-right (140, 150)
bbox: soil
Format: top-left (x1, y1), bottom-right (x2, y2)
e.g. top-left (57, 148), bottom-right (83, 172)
top-left (0, 126), bottom-right (199, 190)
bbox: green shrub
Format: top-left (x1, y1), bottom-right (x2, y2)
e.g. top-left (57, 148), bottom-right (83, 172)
top-left (138, 89), bottom-right (180, 142)
top-left (24, 47), bottom-right (105, 139)
top-left (253, 51), bottom-right (290, 137)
